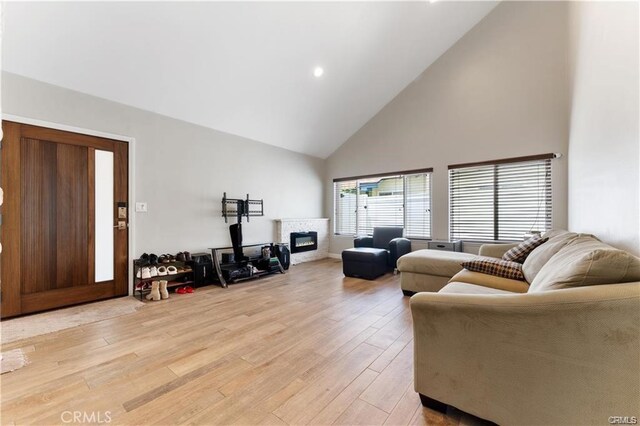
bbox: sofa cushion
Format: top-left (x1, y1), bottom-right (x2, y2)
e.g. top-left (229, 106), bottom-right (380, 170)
top-left (462, 257), bottom-right (525, 281)
top-left (502, 234), bottom-right (549, 263)
top-left (397, 249), bottom-right (476, 277)
top-left (448, 269), bottom-right (529, 293)
top-left (478, 242), bottom-right (520, 259)
top-left (522, 231), bottom-right (578, 283)
top-left (529, 235), bottom-right (640, 292)
top-left (439, 282), bottom-right (514, 295)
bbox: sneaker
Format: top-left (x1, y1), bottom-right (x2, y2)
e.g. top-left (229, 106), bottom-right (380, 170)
top-left (139, 253), bottom-right (150, 266)
top-left (149, 266), bottom-right (158, 277)
top-left (136, 268), bottom-right (142, 278)
top-left (176, 252), bottom-right (186, 262)
top-left (141, 267), bottom-right (152, 279)
top-left (149, 253), bottom-right (159, 265)
top-left (157, 266), bottom-right (168, 276)
top-left (167, 266), bottom-right (178, 275)
top-left (176, 287), bottom-right (187, 295)
top-left (184, 251), bottom-right (192, 261)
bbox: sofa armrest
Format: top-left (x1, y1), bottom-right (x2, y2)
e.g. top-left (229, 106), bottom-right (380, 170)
top-left (389, 237), bottom-right (411, 268)
top-left (410, 282), bottom-right (640, 425)
top-left (354, 236), bottom-right (373, 248)
top-left (478, 242), bottom-right (519, 258)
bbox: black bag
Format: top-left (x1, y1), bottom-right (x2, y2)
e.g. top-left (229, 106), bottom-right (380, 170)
top-left (274, 244), bottom-right (290, 270)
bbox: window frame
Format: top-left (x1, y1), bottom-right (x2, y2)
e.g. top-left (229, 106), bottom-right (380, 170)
top-left (448, 153), bottom-right (554, 243)
top-left (333, 168), bottom-right (433, 240)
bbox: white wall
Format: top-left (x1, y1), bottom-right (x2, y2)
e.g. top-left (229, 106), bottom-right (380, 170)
top-left (325, 2), bottom-right (571, 254)
top-left (1, 72), bottom-right (325, 256)
top-left (567, 1), bottom-right (640, 256)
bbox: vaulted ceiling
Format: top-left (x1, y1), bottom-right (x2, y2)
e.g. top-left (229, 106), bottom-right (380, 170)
top-left (1, 1), bottom-right (497, 158)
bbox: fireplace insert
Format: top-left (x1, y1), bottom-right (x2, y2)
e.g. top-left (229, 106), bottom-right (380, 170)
top-left (290, 231), bottom-right (318, 253)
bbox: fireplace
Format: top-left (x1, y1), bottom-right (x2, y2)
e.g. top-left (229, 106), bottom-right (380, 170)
top-left (290, 231), bottom-right (318, 253)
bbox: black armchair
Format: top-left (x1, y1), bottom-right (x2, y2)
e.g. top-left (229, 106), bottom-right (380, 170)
top-left (353, 227), bottom-right (411, 268)
top-left (342, 227), bottom-right (412, 279)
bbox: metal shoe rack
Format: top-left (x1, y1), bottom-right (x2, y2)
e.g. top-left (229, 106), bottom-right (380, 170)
top-left (132, 259), bottom-right (196, 300)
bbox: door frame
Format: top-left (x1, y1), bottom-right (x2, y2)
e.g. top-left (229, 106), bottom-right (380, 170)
top-left (2, 113), bottom-right (137, 296)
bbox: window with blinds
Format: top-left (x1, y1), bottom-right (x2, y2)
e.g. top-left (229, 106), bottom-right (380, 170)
top-left (449, 155), bottom-right (553, 242)
top-left (357, 176), bottom-right (404, 235)
top-left (405, 173), bottom-right (432, 239)
top-left (334, 180), bottom-right (357, 235)
top-left (333, 169), bottom-right (432, 239)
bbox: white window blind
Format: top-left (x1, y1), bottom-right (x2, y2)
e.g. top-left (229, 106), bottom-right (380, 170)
top-left (405, 173), bottom-right (432, 239)
top-left (333, 169), bottom-right (432, 239)
top-left (334, 180), bottom-right (357, 235)
top-left (357, 176), bottom-right (404, 235)
top-left (449, 156), bottom-right (552, 242)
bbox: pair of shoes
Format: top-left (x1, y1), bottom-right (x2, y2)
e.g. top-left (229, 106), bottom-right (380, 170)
top-left (146, 280), bottom-right (169, 301)
top-left (175, 286), bottom-right (194, 295)
top-left (137, 266), bottom-right (152, 279)
top-left (137, 264), bottom-right (179, 279)
top-left (176, 252), bottom-right (192, 262)
top-left (157, 266), bottom-right (178, 276)
top-left (158, 254), bottom-right (176, 263)
top-left (138, 253), bottom-right (159, 266)
top-left (139, 253), bottom-right (159, 265)
top-left (135, 281), bottom-right (150, 291)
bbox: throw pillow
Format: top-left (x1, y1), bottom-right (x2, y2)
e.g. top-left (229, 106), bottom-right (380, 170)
top-left (502, 234), bottom-right (549, 264)
top-left (462, 258), bottom-right (526, 281)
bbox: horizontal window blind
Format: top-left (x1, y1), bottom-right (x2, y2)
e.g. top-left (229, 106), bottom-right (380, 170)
top-left (334, 180), bottom-right (357, 235)
top-left (357, 176), bottom-right (404, 236)
top-left (449, 158), bottom-right (552, 241)
top-left (405, 173), bottom-right (432, 239)
top-left (333, 169), bottom-right (432, 239)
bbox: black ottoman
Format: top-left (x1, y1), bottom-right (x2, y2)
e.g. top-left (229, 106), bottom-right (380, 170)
top-left (342, 248), bottom-right (389, 280)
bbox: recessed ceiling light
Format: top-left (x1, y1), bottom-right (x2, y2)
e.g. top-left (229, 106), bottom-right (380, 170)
top-left (313, 67), bottom-right (324, 78)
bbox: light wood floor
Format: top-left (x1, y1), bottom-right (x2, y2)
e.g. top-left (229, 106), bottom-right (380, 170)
top-left (1, 259), bottom-right (486, 425)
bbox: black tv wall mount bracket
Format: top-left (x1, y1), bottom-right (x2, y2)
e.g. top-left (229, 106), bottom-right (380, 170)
top-left (221, 193), bottom-right (264, 224)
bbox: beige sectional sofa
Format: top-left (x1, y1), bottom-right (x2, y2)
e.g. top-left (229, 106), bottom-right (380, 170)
top-left (398, 242), bottom-right (521, 294)
top-left (403, 231), bottom-right (640, 425)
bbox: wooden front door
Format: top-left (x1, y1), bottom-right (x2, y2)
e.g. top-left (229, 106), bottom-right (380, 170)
top-left (1, 121), bottom-right (129, 317)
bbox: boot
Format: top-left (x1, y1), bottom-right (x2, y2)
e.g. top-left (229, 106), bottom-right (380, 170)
top-left (159, 280), bottom-right (169, 300)
top-left (146, 281), bottom-right (161, 301)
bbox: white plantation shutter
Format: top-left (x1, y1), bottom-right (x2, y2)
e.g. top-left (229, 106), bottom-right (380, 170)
top-left (405, 173), bottom-right (432, 239)
top-left (449, 156), bottom-right (552, 241)
top-left (334, 180), bottom-right (357, 235)
top-left (333, 169), bottom-right (432, 237)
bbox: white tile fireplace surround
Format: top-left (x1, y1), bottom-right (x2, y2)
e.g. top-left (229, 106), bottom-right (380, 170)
top-left (275, 218), bottom-right (330, 265)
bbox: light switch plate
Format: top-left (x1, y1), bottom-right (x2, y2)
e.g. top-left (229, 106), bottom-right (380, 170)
top-left (135, 202), bottom-right (148, 213)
